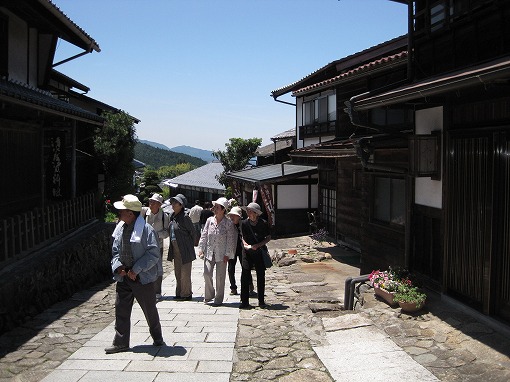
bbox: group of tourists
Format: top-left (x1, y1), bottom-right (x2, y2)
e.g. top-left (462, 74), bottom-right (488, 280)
top-left (105, 192), bottom-right (271, 354)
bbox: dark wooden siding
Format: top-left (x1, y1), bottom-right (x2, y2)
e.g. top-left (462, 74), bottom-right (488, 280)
top-left (0, 119), bottom-right (41, 217)
top-left (412, 204), bottom-right (443, 290)
top-left (360, 172), bottom-right (406, 274)
top-left (336, 158), bottom-right (362, 248)
top-left (413, 1), bottom-right (510, 80)
top-left (494, 133), bottom-right (510, 321)
top-left (445, 133), bottom-right (491, 309)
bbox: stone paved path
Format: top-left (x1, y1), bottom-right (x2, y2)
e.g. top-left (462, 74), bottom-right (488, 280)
top-left (1, 236), bottom-right (510, 381)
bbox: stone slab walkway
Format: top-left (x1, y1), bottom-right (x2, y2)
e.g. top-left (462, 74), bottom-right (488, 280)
top-left (40, 257), bottom-right (240, 382)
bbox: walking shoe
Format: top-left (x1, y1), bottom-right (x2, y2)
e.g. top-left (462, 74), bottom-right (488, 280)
top-left (105, 345), bottom-right (129, 354)
top-left (175, 295), bottom-right (192, 301)
top-left (153, 340), bottom-right (166, 347)
top-left (230, 289), bottom-right (238, 295)
top-left (249, 290), bottom-right (257, 297)
top-left (239, 303), bottom-right (253, 309)
top-left (156, 293), bottom-right (162, 301)
top-left (259, 301), bottom-right (267, 308)
top-left (173, 295), bottom-right (181, 300)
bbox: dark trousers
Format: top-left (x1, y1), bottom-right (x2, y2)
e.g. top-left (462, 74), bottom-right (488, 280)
top-left (228, 254), bottom-right (253, 291)
top-left (155, 247), bottom-right (163, 295)
top-left (113, 277), bottom-right (163, 347)
top-left (240, 251), bottom-right (265, 305)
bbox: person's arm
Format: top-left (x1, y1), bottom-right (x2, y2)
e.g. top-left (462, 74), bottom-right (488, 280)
top-left (198, 218), bottom-right (210, 258)
top-left (131, 225), bottom-right (160, 276)
top-left (159, 211), bottom-right (170, 240)
top-left (184, 214), bottom-right (196, 240)
top-left (111, 222), bottom-right (125, 275)
top-left (224, 219), bottom-right (237, 261)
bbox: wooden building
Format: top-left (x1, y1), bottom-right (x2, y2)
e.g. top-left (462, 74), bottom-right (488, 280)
top-left (0, 0), bottom-right (133, 265)
top-left (348, 0), bottom-right (510, 322)
top-left (270, 37), bottom-right (409, 246)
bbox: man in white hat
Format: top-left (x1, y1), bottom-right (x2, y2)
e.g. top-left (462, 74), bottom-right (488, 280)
top-left (142, 193), bottom-right (169, 300)
top-left (106, 194), bottom-right (165, 354)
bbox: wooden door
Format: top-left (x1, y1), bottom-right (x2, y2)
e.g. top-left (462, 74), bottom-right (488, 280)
top-left (445, 129), bottom-right (510, 321)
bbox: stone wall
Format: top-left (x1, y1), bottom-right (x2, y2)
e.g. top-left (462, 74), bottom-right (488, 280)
top-left (0, 222), bottom-right (115, 335)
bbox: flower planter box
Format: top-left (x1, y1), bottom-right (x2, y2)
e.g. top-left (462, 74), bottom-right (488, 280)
top-left (374, 287), bottom-right (398, 307)
top-left (397, 300), bottom-right (425, 313)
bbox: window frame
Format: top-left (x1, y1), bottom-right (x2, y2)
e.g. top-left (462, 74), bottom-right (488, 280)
top-left (370, 174), bottom-right (406, 230)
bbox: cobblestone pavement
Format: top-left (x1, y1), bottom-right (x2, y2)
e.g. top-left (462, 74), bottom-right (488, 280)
top-left (1, 236), bottom-right (510, 381)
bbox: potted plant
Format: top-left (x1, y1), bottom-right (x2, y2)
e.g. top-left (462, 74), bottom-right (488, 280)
top-left (369, 267), bottom-right (413, 307)
top-left (368, 270), bottom-right (400, 306)
top-left (393, 285), bottom-right (427, 313)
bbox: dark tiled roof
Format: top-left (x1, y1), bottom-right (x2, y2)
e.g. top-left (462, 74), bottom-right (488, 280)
top-left (256, 140), bottom-right (293, 157)
top-left (271, 128), bottom-right (295, 140)
top-left (0, 77), bottom-right (104, 123)
top-left (354, 55), bottom-right (510, 110)
top-left (228, 163), bottom-right (317, 185)
top-left (161, 162), bottom-right (225, 192)
top-left (271, 35), bottom-right (407, 98)
top-left (293, 51), bottom-right (408, 96)
top-left (43, 0), bottom-right (100, 52)
top-left (51, 70), bottom-right (90, 92)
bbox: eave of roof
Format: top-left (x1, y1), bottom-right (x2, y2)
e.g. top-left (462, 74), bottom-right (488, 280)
top-left (353, 55), bottom-right (510, 110)
top-left (271, 35), bottom-right (407, 99)
top-left (292, 51), bottom-right (408, 97)
top-left (68, 90), bottom-right (141, 123)
top-left (256, 139), bottom-right (293, 157)
top-left (271, 128), bottom-right (295, 141)
top-left (51, 70), bottom-right (90, 93)
top-left (0, 77), bottom-right (104, 124)
top-left (290, 140), bottom-right (357, 158)
top-left (41, 0), bottom-right (100, 52)
top-left (227, 163), bottom-right (317, 185)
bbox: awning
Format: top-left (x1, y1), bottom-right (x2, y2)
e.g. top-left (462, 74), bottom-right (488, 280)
top-left (227, 163), bottom-right (317, 185)
top-left (353, 56), bottom-right (510, 111)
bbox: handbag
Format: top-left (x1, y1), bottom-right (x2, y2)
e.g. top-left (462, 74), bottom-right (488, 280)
top-left (261, 245), bottom-right (273, 268)
top-left (246, 222), bottom-right (272, 268)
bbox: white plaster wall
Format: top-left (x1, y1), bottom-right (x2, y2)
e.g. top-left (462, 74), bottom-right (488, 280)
top-left (414, 106), bottom-right (443, 209)
top-left (278, 184), bottom-right (318, 209)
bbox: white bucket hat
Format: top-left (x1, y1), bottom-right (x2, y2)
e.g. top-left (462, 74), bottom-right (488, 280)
top-left (227, 206), bottom-right (243, 218)
top-left (212, 197), bottom-right (229, 210)
top-left (149, 193), bottom-right (164, 204)
top-left (242, 202), bottom-right (263, 216)
top-left (113, 194), bottom-right (142, 212)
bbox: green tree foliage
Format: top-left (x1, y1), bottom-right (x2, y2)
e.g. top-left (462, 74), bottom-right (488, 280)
top-left (138, 170), bottom-right (162, 205)
top-left (94, 111), bottom-right (136, 202)
top-left (135, 142), bottom-right (206, 168)
top-left (157, 163), bottom-right (195, 179)
top-left (213, 137), bottom-right (262, 186)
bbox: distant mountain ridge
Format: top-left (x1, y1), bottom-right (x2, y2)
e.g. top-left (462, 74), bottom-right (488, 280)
top-left (134, 142), bottom-right (206, 168)
top-left (170, 145), bottom-right (215, 163)
top-left (139, 140), bottom-right (172, 151)
top-left (139, 140), bottom-right (215, 163)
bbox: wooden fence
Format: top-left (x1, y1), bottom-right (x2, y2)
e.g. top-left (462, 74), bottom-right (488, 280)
top-left (0, 193), bottom-right (96, 263)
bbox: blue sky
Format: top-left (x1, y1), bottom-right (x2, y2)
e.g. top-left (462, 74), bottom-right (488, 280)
top-left (55, 0), bottom-right (408, 151)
